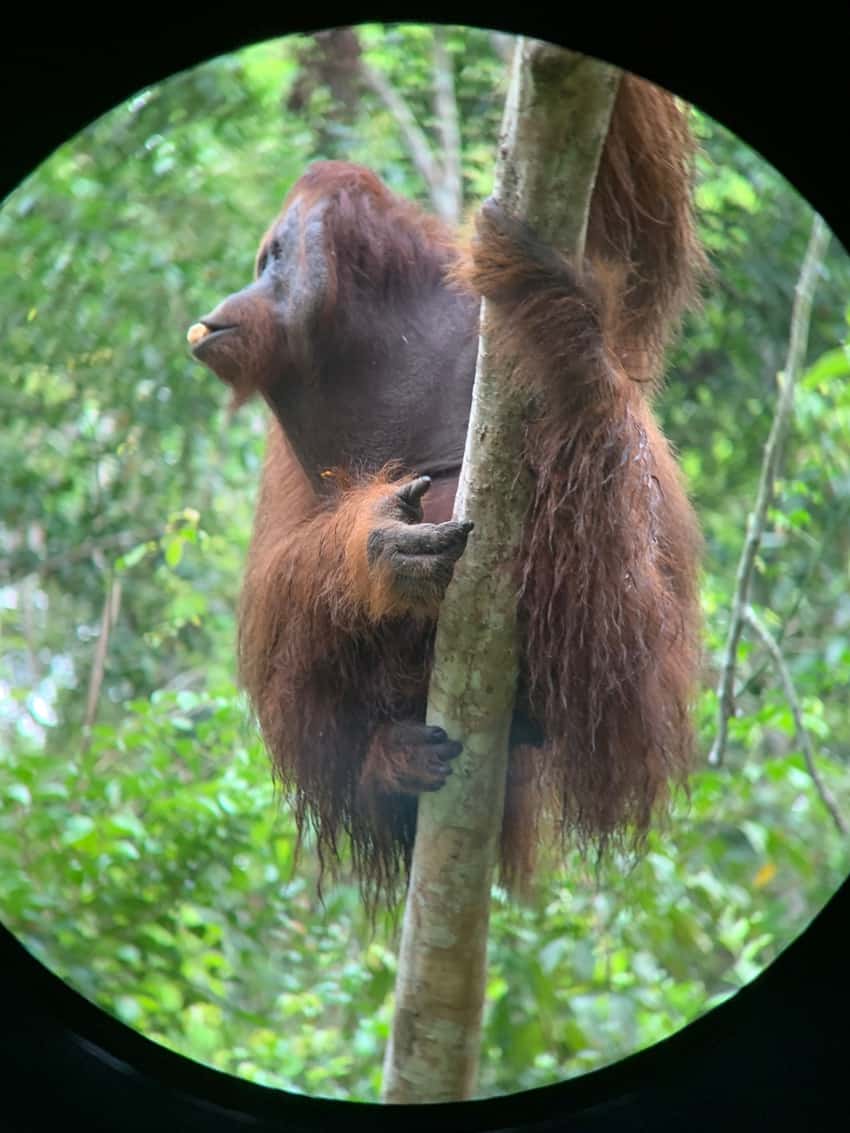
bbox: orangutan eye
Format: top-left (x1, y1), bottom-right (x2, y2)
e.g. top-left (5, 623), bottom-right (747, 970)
top-left (257, 238), bottom-right (282, 278)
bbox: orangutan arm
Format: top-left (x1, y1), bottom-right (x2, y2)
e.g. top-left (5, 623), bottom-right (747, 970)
top-left (236, 422), bottom-right (470, 816)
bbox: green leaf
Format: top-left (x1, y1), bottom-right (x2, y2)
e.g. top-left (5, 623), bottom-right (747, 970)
top-left (117, 542), bottom-right (152, 570)
top-left (61, 815), bottom-right (96, 846)
top-left (803, 346), bottom-right (850, 388)
top-left (164, 536), bottom-right (184, 569)
top-left (5, 783), bottom-right (32, 807)
top-left (109, 812), bottom-right (146, 841)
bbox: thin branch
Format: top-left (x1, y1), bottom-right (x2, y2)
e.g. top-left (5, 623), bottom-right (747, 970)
top-left (431, 27), bottom-right (463, 224)
top-left (737, 490), bottom-right (850, 700)
top-left (359, 61), bottom-right (443, 212)
top-left (20, 576), bottom-right (42, 686)
top-left (777, 489), bottom-right (850, 638)
top-left (745, 605), bottom-right (847, 836)
top-left (3, 529), bottom-right (161, 584)
top-left (81, 569), bottom-right (122, 753)
top-left (708, 214), bottom-right (830, 767)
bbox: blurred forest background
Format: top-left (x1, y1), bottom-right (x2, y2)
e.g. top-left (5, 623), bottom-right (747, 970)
top-left (2, 24), bottom-right (849, 1103)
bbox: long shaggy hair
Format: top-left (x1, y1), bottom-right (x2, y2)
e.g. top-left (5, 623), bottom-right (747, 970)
top-left (223, 73), bottom-right (706, 912)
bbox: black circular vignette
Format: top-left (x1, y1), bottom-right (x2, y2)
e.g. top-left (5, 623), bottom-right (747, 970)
top-left (2, 10), bottom-right (848, 1132)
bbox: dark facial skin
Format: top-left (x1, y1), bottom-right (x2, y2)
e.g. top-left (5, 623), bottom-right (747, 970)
top-left (190, 167), bottom-right (479, 504)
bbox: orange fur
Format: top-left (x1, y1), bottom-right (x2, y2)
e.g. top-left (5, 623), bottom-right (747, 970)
top-left (200, 73), bottom-right (706, 910)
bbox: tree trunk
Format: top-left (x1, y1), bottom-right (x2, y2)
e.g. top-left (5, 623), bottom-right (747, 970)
top-left (381, 41), bottom-right (621, 1104)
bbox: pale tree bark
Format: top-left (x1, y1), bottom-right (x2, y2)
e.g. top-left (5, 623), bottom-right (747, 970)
top-left (381, 41), bottom-right (621, 1104)
top-left (81, 565), bottom-right (122, 754)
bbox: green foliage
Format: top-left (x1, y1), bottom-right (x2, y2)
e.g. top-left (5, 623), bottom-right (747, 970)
top-left (1, 23), bottom-right (849, 1104)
